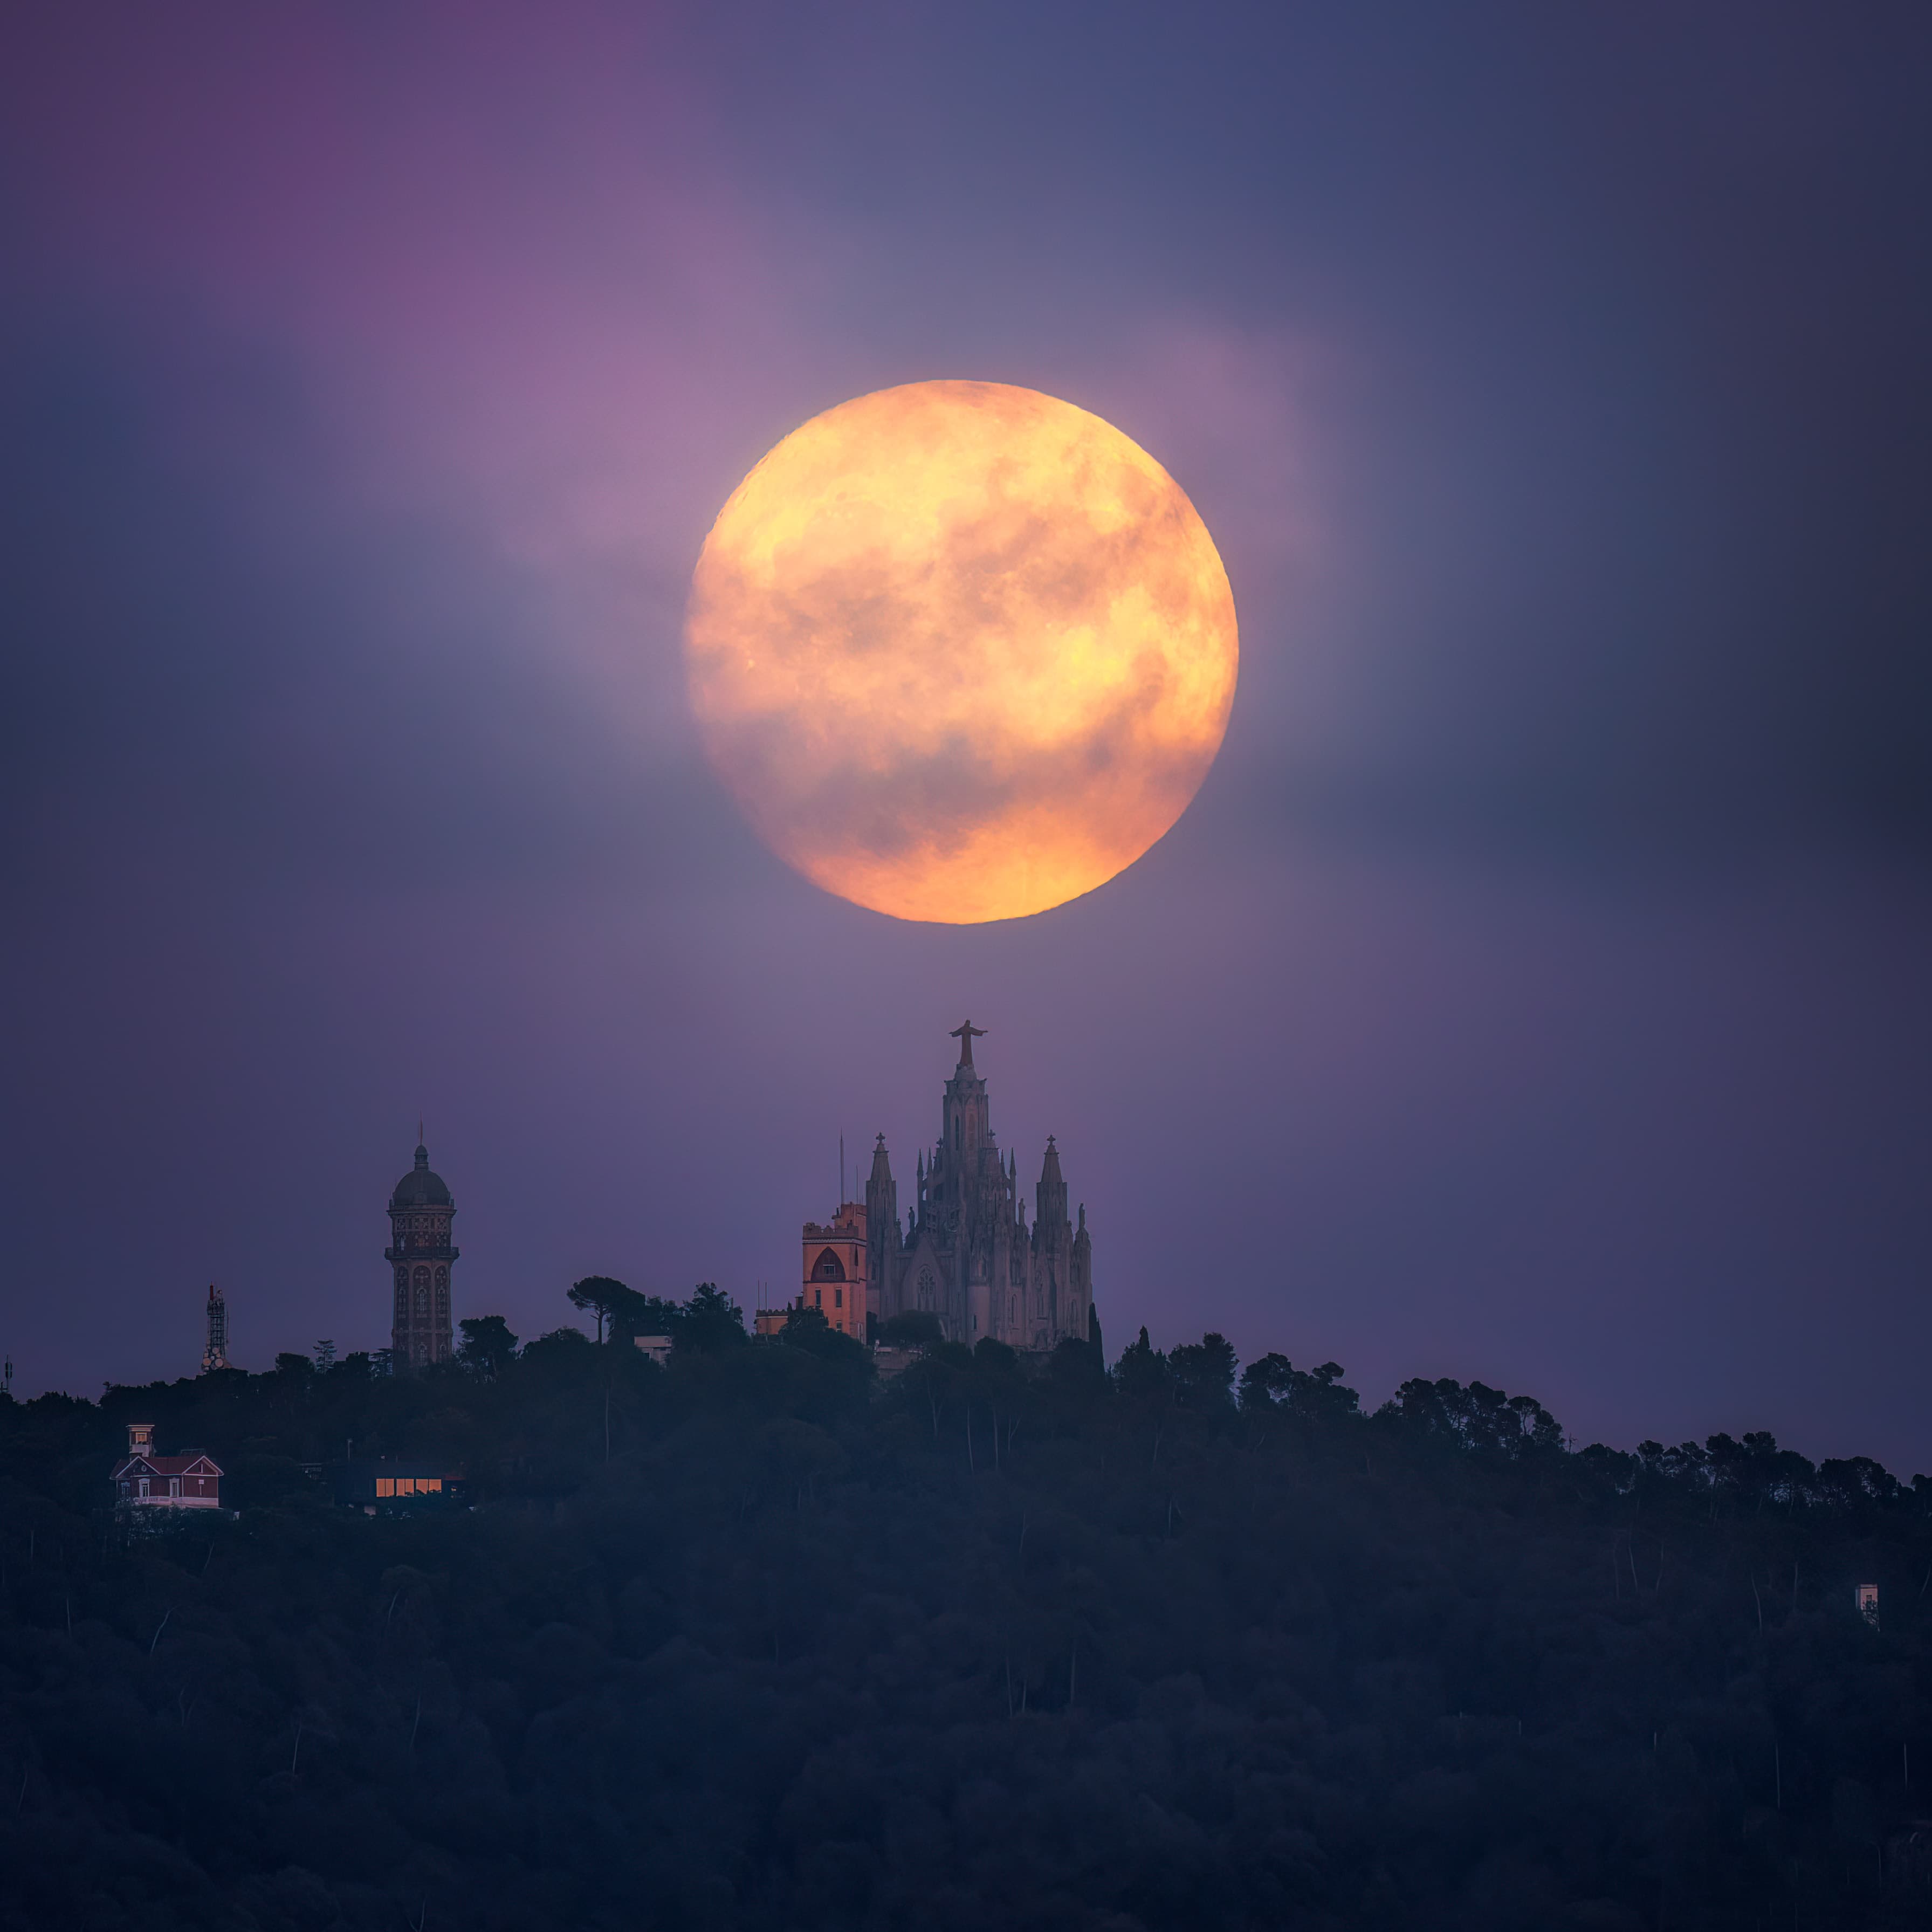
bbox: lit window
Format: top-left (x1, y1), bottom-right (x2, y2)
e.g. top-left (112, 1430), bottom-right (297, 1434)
top-left (375, 1478), bottom-right (395, 1497)
top-left (423, 1477), bottom-right (441, 1493)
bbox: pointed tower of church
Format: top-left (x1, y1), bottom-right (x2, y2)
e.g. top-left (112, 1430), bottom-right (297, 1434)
top-left (868, 1024), bottom-right (1094, 1351)
top-left (384, 1136), bottom-right (458, 1373)
top-left (929, 1021), bottom-right (1017, 1340)
top-left (1031, 1137), bottom-right (1075, 1348)
top-left (864, 1133), bottom-right (897, 1333)
top-left (1072, 1199), bottom-right (1092, 1339)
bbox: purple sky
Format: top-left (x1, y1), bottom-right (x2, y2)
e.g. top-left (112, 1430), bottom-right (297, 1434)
top-left (4, 4), bottom-right (1930, 1469)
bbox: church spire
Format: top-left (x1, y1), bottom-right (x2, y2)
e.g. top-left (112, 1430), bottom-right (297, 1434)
top-left (1035, 1136), bottom-right (1070, 1232)
top-left (865, 1132), bottom-right (900, 1283)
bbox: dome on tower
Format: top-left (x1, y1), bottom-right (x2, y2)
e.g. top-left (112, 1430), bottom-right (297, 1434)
top-left (390, 1143), bottom-right (453, 1209)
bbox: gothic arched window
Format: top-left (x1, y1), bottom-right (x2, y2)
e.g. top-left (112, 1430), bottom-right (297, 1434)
top-left (917, 1268), bottom-right (936, 1310)
top-left (412, 1264), bottom-right (431, 1315)
top-left (812, 1247), bottom-right (845, 1282)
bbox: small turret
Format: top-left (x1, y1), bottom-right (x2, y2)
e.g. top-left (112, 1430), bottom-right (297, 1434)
top-left (1035, 1137), bottom-right (1070, 1231)
top-left (865, 1133), bottom-right (899, 1298)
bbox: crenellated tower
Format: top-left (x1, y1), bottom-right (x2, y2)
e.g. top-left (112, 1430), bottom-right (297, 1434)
top-left (799, 1200), bottom-right (869, 1338)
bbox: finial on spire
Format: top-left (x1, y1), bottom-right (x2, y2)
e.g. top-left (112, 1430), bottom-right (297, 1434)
top-left (950, 1019), bottom-right (987, 1066)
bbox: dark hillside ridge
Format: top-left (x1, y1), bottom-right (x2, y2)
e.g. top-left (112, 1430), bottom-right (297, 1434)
top-left (1, 1308), bottom-right (1928, 1931)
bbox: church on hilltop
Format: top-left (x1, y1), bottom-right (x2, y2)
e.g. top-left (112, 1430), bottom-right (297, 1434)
top-left (794, 1023), bottom-right (1095, 1353)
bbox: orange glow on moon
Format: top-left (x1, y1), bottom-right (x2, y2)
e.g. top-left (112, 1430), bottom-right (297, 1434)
top-left (684, 380), bottom-right (1239, 924)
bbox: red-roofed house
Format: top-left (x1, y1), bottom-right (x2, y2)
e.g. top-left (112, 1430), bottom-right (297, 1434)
top-left (112, 1421), bottom-right (223, 1512)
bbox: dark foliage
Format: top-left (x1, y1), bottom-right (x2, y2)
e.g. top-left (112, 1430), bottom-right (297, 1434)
top-left (878, 1311), bottom-right (943, 1350)
top-left (2, 1296), bottom-right (1930, 1931)
top-left (565, 1276), bottom-right (637, 1345)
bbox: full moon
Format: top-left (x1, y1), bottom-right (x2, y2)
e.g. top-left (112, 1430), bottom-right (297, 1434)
top-left (684, 380), bottom-right (1239, 924)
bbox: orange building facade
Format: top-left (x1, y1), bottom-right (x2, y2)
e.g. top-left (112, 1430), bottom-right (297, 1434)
top-left (798, 1201), bottom-right (869, 1338)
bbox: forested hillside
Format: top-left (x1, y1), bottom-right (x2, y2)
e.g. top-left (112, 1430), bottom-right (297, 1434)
top-left (2, 1297), bottom-right (1929, 1931)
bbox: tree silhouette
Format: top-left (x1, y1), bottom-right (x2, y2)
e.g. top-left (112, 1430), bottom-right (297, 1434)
top-left (565, 1275), bottom-right (636, 1345)
top-left (457, 1314), bottom-right (519, 1378)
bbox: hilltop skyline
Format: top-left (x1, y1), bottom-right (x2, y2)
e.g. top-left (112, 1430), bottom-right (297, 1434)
top-left (4, 5), bottom-right (1931, 1470)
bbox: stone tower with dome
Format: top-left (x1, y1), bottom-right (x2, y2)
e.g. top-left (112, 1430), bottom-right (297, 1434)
top-left (385, 1136), bottom-right (458, 1372)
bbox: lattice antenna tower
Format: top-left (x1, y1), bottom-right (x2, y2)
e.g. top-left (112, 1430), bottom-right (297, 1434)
top-left (201, 1283), bottom-right (231, 1374)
